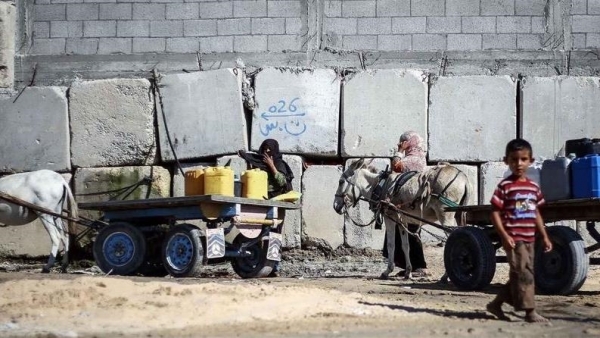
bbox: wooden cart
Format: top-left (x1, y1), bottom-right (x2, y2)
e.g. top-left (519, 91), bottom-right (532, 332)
top-left (78, 195), bottom-right (300, 278)
top-left (444, 198), bottom-right (600, 295)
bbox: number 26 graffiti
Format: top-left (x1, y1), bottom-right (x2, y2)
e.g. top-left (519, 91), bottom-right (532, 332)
top-left (259, 97), bottom-right (307, 137)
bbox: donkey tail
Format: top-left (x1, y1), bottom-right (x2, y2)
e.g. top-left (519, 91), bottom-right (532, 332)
top-left (62, 180), bottom-right (79, 234)
top-left (457, 170), bottom-right (473, 226)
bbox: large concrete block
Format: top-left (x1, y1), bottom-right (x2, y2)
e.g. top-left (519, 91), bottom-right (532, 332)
top-left (0, 223), bottom-right (51, 257)
top-left (343, 158), bottom-right (388, 249)
top-left (341, 69), bottom-right (428, 157)
top-left (521, 77), bottom-right (600, 159)
top-left (252, 68), bottom-right (340, 156)
top-left (281, 154), bottom-right (302, 248)
top-left (70, 79), bottom-right (156, 168)
top-left (157, 69), bottom-right (247, 161)
top-left (429, 76), bottom-right (517, 162)
top-left (479, 162), bottom-right (507, 204)
top-left (74, 166), bottom-right (171, 220)
top-left (0, 3), bottom-right (15, 89)
top-left (0, 87), bottom-right (70, 173)
top-left (302, 165), bottom-right (344, 250)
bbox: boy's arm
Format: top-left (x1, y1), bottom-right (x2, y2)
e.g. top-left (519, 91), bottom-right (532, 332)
top-left (535, 210), bottom-right (553, 252)
top-left (491, 210), bottom-right (515, 250)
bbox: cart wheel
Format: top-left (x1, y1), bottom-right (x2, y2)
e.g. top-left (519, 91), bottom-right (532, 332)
top-left (93, 222), bottom-right (146, 275)
top-left (231, 235), bottom-right (275, 279)
top-left (162, 224), bottom-right (204, 278)
top-left (535, 225), bottom-right (589, 295)
top-left (444, 226), bottom-right (496, 290)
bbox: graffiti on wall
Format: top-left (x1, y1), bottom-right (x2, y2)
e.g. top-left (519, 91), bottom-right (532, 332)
top-left (259, 98), bottom-right (307, 137)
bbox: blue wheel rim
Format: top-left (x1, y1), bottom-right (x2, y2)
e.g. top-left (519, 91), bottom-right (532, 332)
top-left (103, 232), bottom-right (136, 267)
top-left (166, 233), bottom-right (194, 271)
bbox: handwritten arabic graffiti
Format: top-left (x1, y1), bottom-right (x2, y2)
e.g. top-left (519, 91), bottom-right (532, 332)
top-left (259, 98), bottom-right (307, 137)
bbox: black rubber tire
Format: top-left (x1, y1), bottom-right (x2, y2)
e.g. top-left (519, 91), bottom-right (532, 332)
top-left (93, 222), bottom-right (146, 275)
top-left (444, 226), bottom-right (497, 290)
top-left (231, 235), bottom-right (276, 279)
top-left (162, 224), bottom-right (204, 278)
top-left (137, 230), bottom-right (168, 277)
top-left (535, 225), bottom-right (589, 295)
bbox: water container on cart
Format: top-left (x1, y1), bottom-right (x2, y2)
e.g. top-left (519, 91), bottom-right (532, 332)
top-left (540, 157), bottom-right (572, 201)
top-left (204, 166), bottom-right (234, 196)
top-left (571, 155), bottom-right (600, 198)
top-left (565, 138), bottom-right (600, 158)
top-left (184, 169), bottom-right (205, 196)
top-left (242, 169), bottom-right (268, 200)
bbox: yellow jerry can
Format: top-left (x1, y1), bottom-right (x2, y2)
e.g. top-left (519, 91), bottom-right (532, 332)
top-left (184, 169), bottom-right (205, 196)
top-left (242, 169), bottom-right (268, 200)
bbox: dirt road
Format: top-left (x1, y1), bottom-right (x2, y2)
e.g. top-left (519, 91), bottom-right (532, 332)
top-left (0, 246), bottom-right (599, 338)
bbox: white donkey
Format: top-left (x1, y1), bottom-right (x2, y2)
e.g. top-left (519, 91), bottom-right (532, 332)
top-left (333, 159), bottom-right (472, 279)
top-left (0, 170), bottom-right (78, 273)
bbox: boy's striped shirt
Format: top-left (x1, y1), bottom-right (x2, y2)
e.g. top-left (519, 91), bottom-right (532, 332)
top-left (490, 175), bottom-right (545, 243)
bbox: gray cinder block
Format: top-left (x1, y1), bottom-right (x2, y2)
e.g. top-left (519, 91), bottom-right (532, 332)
top-left (0, 3), bottom-right (15, 89)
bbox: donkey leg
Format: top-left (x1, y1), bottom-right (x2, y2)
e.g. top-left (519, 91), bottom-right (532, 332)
top-left (39, 214), bottom-right (60, 273)
top-left (400, 228), bottom-right (412, 279)
top-left (58, 219), bottom-right (70, 273)
top-left (381, 219), bottom-right (396, 279)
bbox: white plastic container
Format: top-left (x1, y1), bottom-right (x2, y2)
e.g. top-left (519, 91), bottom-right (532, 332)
top-left (541, 157), bottom-right (572, 201)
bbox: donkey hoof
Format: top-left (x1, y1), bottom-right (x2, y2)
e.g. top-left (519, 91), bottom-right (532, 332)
top-left (41, 267), bottom-right (51, 273)
top-left (379, 272), bottom-right (390, 280)
top-left (404, 273), bottom-right (412, 280)
top-left (61, 267), bottom-right (68, 273)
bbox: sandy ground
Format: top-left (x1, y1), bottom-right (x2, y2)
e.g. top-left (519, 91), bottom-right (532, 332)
top-left (0, 246), bottom-right (599, 338)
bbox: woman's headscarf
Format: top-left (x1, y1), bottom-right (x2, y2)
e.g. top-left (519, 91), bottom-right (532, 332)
top-left (398, 131), bottom-right (426, 172)
top-left (400, 131), bottom-right (426, 158)
top-left (238, 139), bottom-right (294, 190)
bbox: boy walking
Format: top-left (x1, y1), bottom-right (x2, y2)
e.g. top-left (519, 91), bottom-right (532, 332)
top-left (486, 139), bottom-right (553, 323)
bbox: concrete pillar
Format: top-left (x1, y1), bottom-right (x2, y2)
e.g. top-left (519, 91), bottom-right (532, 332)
top-left (0, 1), bottom-right (15, 89)
top-left (543, 0), bottom-right (573, 50)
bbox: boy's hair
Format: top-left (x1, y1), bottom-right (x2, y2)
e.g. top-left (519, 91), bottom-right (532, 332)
top-left (505, 138), bottom-right (533, 157)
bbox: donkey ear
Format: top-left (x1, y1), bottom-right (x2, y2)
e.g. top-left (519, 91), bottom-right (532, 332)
top-left (353, 158), bottom-right (365, 169)
top-left (365, 158), bottom-right (374, 166)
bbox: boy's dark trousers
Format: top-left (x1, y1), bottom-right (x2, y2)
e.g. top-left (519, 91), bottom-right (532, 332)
top-left (494, 241), bottom-right (536, 310)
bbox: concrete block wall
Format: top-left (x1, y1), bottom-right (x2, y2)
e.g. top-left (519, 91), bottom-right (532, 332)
top-left (324, 0), bottom-right (550, 50)
top-left (10, 0), bottom-right (598, 56)
top-left (1, 67), bottom-right (600, 257)
top-left (0, 2), bottom-right (15, 89)
top-left (29, 0), bottom-right (305, 55)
